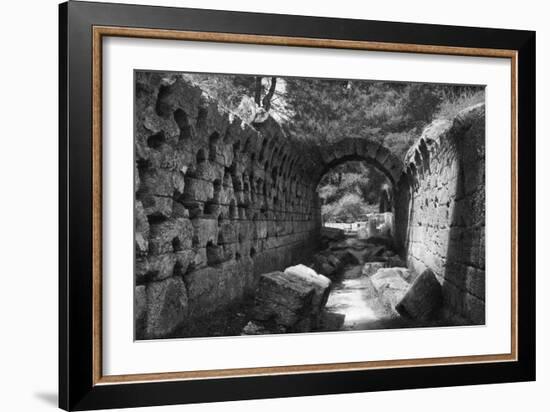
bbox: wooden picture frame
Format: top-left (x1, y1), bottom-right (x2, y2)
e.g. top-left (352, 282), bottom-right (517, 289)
top-left (59, 1), bottom-right (535, 410)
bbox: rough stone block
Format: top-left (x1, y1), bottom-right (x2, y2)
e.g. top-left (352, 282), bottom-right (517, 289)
top-left (332, 250), bottom-right (360, 266)
top-left (135, 200), bottom-right (150, 256)
top-left (148, 218), bottom-right (193, 255)
top-left (139, 168), bottom-right (178, 197)
top-left (371, 268), bottom-right (411, 311)
top-left (284, 264), bottom-right (331, 314)
top-left (365, 141), bottom-right (380, 158)
top-left (218, 221), bottom-right (238, 244)
top-left (184, 266), bottom-right (222, 316)
top-left (465, 266), bottom-right (485, 300)
top-left (136, 253), bottom-right (176, 283)
top-left (135, 285), bottom-right (147, 330)
top-left (145, 277), bottom-right (188, 338)
top-left (206, 243), bottom-right (228, 266)
top-left (396, 269), bottom-right (443, 320)
top-left (464, 293), bottom-right (485, 325)
top-left (136, 250), bottom-right (194, 283)
top-left (155, 77), bottom-right (202, 120)
top-left (191, 217), bottom-right (218, 247)
top-left (255, 220), bottom-right (268, 239)
top-left (362, 262), bottom-right (386, 276)
top-left (252, 271), bottom-right (316, 328)
top-left (192, 160), bottom-right (223, 182)
top-left (139, 193), bottom-right (173, 219)
top-left (183, 177), bottom-right (214, 202)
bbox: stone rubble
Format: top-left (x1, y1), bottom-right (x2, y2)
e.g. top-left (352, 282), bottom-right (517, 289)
top-left (247, 264), bottom-right (331, 334)
top-left (396, 269), bottom-right (443, 320)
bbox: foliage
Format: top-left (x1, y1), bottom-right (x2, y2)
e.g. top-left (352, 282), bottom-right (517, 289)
top-left (318, 162), bottom-right (388, 222)
top-left (181, 72), bottom-right (483, 161)
top-left (435, 87), bottom-right (485, 120)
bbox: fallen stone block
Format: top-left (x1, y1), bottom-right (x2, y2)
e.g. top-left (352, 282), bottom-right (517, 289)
top-left (389, 267), bottom-right (414, 281)
top-left (332, 250), bottom-right (360, 266)
top-left (311, 253), bottom-right (340, 278)
top-left (396, 269), bottom-right (443, 320)
top-left (363, 245), bottom-right (387, 262)
top-left (252, 271), bottom-right (316, 328)
top-left (326, 254), bottom-right (343, 270)
top-left (252, 266), bottom-right (331, 331)
top-left (284, 264), bottom-right (331, 314)
top-left (371, 268), bottom-right (411, 311)
top-left (362, 262), bottom-right (386, 277)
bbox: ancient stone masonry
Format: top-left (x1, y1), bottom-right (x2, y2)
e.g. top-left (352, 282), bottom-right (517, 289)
top-left (394, 103), bottom-right (486, 324)
top-left (134, 73), bottom-right (322, 339)
top-left (314, 138), bottom-right (403, 186)
top-left (134, 72), bottom-right (486, 337)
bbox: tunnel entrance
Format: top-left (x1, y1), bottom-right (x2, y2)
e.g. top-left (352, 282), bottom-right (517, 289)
top-left (316, 160), bottom-right (394, 239)
top-left (312, 160), bottom-right (408, 330)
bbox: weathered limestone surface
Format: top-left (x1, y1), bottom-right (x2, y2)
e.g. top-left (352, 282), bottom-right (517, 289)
top-left (250, 265), bottom-right (331, 332)
top-left (284, 264), bottom-right (332, 313)
top-left (135, 73), bottom-right (322, 339)
top-left (396, 269), bottom-right (443, 320)
top-left (394, 103), bottom-right (486, 324)
top-left (370, 268), bottom-right (411, 312)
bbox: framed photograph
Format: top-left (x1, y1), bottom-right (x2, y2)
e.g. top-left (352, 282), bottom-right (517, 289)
top-left (59, 1), bottom-right (535, 410)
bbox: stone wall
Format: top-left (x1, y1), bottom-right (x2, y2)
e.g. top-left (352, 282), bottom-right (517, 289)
top-left (395, 104), bottom-right (485, 324)
top-left (134, 73), bottom-right (322, 339)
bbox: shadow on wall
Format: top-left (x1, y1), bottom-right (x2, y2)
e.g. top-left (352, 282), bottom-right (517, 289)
top-left (399, 103), bottom-right (486, 324)
top-left (443, 104), bottom-right (486, 324)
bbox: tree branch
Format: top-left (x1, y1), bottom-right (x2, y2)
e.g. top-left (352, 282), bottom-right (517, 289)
top-left (254, 76), bottom-right (262, 106)
top-left (262, 77), bottom-right (277, 111)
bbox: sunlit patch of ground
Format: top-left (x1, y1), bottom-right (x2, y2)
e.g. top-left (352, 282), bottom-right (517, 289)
top-left (325, 265), bottom-right (399, 330)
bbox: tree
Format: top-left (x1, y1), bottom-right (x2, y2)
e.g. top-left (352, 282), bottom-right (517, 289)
top-left (180, 72), bottom-right (483, 160)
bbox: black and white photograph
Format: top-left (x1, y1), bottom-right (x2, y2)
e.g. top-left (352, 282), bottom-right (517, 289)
top-left (134, 71), bottom-right (486, 340)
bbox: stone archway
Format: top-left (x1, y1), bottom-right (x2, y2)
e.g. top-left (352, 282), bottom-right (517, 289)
top-left (314, 138), bottom-right (404, 225)
top-left (315, 138), bottom-right (404, 187)
top-left (313, 138), bottom-right (404, 242)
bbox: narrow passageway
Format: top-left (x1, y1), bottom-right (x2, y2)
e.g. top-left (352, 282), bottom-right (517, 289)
top-left (311, 227), bottom-right (453, 333)
top-left (321, 234), bottom-right (428, 332)
top-left (325, 262), bottom-right (392, 330)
